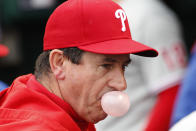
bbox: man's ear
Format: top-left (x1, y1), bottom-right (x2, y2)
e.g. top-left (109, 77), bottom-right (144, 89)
top-left (49, 49), bottom-right (66, 80)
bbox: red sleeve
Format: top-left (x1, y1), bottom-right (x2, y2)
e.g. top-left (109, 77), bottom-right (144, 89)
top-left (144, 84), bottom-right (179, 131)
top-left (0, 108), bottom-right (68, 131)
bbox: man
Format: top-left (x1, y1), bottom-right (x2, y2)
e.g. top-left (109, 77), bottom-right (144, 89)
top-left (96, 0), bottom-right (187, 131)
top-left (0, 0), bottom-right (157, 130)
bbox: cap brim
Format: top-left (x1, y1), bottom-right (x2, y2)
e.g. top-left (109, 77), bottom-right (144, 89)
top-left (0, 44), bottom-right (9, 57)
top-left (78, 39), bottom-right (158, 57)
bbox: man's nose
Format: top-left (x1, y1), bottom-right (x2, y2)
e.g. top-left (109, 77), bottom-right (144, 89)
top-left (108, 69), bottom-right (127, 91)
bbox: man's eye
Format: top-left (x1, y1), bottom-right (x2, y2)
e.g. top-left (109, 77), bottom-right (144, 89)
top-left (101, 64), bottom-right (113, 69)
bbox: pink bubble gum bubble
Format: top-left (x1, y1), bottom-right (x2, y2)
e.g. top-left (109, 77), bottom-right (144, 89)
top-left (101, 91), bottom-right (130, 117)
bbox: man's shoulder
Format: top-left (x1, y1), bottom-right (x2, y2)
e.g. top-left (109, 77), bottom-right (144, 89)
top-left (0, 108), bottom-right (68, 131)
top-left (0, 75), bottom-right (82, 131)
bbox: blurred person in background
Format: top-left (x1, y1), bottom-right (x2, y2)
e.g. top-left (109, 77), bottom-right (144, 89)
top-left (170, 42), bottom-right (196, 128)
top-left (0, 0), bottom-right (62, 86)
top-left (0, 0), bottom-right (158, 130)
top-left (96, 0), bottom-right (187, 131)
top-left (0, 44), bottom-right (9, 90)
top-left (0, 20), bottom-right (9, 90)
top-left (170, 111), bottom-right (196, 131)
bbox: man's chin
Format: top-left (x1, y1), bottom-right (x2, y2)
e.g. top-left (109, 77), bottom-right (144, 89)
top-left (92, 113), bottom-right (108, 124)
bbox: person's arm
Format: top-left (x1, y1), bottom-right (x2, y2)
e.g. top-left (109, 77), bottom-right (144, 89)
top-left (170, 111), bottom-right (196, 131)
top-left (170, 46), bottom-right (196, 126)
top-left (144, 84), bottom-right (179, 131)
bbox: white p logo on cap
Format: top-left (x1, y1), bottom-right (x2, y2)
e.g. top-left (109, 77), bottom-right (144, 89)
top-left (115, 9), bottom-right (127, 32)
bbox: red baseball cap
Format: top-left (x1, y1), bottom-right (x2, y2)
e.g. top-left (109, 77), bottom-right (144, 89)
top-left (0, 44), bottom-right (9, 57)
top-left (44, 0), bottom-right (158, 57)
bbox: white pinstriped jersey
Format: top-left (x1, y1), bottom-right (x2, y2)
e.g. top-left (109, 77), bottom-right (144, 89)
top-left (96, 0), bottom-right (187, 130)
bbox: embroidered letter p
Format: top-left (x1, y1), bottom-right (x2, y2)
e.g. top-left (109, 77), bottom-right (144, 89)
top-left (115, 9), bottom-right (127, 32)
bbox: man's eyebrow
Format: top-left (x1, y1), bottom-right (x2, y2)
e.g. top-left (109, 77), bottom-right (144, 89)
top-left (103, 57), bottom-right (117, 63)
top-left (103, 57), bottom-right (132, 65)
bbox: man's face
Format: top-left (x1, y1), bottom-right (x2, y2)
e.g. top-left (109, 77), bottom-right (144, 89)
top-left (60, 52), bottom-right (130, 123)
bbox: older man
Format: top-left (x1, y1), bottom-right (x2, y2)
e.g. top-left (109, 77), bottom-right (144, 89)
top-left (0, 0), bottom-right (157, 130)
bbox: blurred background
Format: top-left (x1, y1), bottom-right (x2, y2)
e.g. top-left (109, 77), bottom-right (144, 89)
top-left (0, 0), bottom-right (195, 85)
